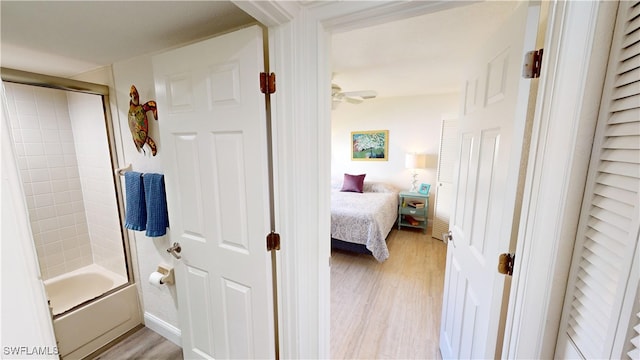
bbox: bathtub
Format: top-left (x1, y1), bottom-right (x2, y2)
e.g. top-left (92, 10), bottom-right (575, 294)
top-left (43, 264), bottom-right (142, 359)
top-left (44, 264), bottom-right (127, 315)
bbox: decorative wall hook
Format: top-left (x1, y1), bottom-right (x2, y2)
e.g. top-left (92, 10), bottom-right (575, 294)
top-left (128, 85), bottom-right (159, 156)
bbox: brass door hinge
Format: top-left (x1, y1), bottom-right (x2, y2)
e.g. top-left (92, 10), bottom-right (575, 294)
top-left (266, 231), bottom-right (280, 251)
top-left (260, 72), bottom-right (276, 94)
top-left (498, 253), bottom-right (515, 276)
top-left (522, 49), bottom-right (543, 79)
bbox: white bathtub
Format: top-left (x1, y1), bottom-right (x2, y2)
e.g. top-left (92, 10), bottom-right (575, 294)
top-left (43, 264), bottom-right (142, 359)
top-left (44, 264), bottom-right (127, 315)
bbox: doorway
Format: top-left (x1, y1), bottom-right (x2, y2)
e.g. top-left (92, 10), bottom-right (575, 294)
top-left (327, 2), bottom-right (519, 357)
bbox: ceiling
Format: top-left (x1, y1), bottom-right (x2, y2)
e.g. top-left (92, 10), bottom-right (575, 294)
top-left (0, 1), bottom-right (256, 77)
top-left (331, 1), bottom-right (519, 98)
top-left (1, 1), bottom-right (517, 98)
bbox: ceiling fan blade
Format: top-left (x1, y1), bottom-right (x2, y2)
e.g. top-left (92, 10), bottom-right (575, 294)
top-left (344, 96), bottom-right (364, 104)
top-left (342, 90), bottom-right (377, 99)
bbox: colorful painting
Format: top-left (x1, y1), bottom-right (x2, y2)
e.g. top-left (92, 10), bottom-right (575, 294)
top-left (351, 130), bottom-right (389, 161)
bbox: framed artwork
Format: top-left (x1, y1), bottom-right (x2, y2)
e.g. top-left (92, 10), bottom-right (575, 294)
top-left (418, 183), bottom-right (431, 195)
top-left (351, 130), bottom-right (389, 161)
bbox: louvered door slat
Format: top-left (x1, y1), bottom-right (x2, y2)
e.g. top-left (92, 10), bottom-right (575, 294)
top-left (600, 149), bottom-right (640, 164)
top-left (615, 67), bottom-right (640, 87)
top-left (592, 194), bottom-right (635, 218)
top-left (569, 306), bottom-right (607, 340)
top-left (609, 93), bottom-right (640, 112)
top-left (597, 173), bottom-right (640, 193)
top-left (611, 107), bottom-right (640, 124)
top-left (568, 318), bottom-right (604, 357)
top-left (584, 228), bottom-right (620, 264)
top-left (628, 2), bottom-right (640, 21)
top-left (606, 122), bottom-right (640, 136)
top-left (590, 204), bottom-right (632, 231)
top-left (621, 41), bottom-right (640, 62)
top-left (617, 54), bottom-right (640, 75)
top-left (603, 135), bottom-right (640, 150)
top-left (593, 183), bottom-right (637, 206)
top-left (612, 81), bottom-right (640, 99)
top-left (585, 228), bottom-right (625, 260)
top-left (570, 302), bottom-right (608, 336)
top-left (581, 246), bottom-right (621, 282)
top-left (630, 315), bottom-right (640, 357)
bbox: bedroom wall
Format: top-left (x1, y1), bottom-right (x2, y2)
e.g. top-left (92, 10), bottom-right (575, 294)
top-left (331, 93), bottom-right (459, 224)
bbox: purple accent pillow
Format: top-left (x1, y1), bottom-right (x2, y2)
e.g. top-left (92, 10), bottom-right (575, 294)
top-left (341, 173), bottom-right (366, 193)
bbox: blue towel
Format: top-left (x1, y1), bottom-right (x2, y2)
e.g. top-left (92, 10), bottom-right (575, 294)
top-left (124, 172), bottom-right (146, 231)
top-left (143, 173), bottom-right (169, 237)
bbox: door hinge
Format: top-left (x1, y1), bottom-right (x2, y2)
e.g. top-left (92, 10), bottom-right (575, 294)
top-left (498, 252), bottom-right (515, 276)
top-left (266, 231), bottom-right (280, 251)
top-left (522, 49), bottom-right (543, 79)
top-left (260, 72), bottom-right (276, 94)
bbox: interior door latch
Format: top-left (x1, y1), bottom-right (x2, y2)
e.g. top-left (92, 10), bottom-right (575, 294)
top-left (498, 252), bottom-right (515, 276)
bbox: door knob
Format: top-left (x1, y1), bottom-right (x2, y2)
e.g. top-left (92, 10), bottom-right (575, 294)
top-left (167, 242), bottom-right (182, 259)
top-left (443, 231), bottom-right (455, 248)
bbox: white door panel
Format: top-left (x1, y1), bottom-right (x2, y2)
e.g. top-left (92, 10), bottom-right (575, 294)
top-left (439, 2), bottom-right (540, 358)
top-left (153, 25), bottom-right (274, 359)
top-left (433, 119), bottom-right (457, 241)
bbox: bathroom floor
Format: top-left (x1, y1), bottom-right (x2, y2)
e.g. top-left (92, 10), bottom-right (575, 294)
top-left (91, 327), bottom-right (182, 360)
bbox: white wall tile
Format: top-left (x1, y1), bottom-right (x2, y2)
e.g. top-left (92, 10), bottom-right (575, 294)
top-left (31, 181), bottom-right (52, 195)
top-left (21, 129), bottom-right (42, 143)
top-left (34, 194), bottom-right (55, 208)
top-left (26, 155), bottom-right (47, 169)
top-left (42, 130), bottom-right (59, 143)
top-left (24, 143), bottom-right (45, 156)
top-left (36, 206), bottom-right (56, 220)
top-left (16, 101), bottom-right (38, 116)
top-left (30, 169), bottom-right (50, 183)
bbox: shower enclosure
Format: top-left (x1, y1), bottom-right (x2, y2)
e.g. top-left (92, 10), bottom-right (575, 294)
top-left (2, 69), bottom-right (141, 359)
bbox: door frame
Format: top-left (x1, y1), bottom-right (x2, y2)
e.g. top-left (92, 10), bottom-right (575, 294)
top-left (239, 1), bottom-right (617, 358)
top-left (501, 1), bottom-right (618, 358)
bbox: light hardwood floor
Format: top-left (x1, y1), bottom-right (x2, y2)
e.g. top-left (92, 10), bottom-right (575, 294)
top-left (331, 227), bottom-right (447, 359)
top-left (91, 327), bottom-right (183, 360)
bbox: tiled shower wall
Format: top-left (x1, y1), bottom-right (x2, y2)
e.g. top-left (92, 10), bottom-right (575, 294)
top-left (4, 83), bottom-right (126, 280)
top-left (4, 83), bottom-right (93, 279)
top-left (68, 92), bottom-right (126, 277)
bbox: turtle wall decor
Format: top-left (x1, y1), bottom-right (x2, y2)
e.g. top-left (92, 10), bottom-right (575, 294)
top-left (128, 85), bottom-right (158, 156)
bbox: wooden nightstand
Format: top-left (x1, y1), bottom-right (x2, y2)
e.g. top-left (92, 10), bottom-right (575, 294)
top-left (398, 191), bottom-right (429, 234)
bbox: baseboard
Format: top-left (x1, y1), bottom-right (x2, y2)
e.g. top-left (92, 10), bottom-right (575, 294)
top-left (143, 312), bottom-right (181, 347)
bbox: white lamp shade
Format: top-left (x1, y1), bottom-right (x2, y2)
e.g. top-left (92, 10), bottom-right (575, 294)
top-left (405, 153), bottom-right (418, 169)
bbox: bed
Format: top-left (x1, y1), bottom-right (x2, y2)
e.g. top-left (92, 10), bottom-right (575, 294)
top-left (331, 180), bottom-right (399, 262)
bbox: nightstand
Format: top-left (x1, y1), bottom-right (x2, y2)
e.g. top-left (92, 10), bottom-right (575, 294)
top-left (398, 191), bottom-right (429, 234)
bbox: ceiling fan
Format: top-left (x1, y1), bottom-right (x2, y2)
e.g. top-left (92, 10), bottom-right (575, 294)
top-left (331, 83), bottom-right (377, 105)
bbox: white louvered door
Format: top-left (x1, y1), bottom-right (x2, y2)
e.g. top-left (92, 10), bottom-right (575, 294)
top-left (555, 1), bottom-right (640, 358)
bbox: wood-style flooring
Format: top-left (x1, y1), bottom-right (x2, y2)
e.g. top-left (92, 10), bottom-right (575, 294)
top-left (91, 327), bottom-right (182, 360)
top-left (90, 228), bottom-right (445, 360)
top-left (331, 227), bottom-right (447, 359)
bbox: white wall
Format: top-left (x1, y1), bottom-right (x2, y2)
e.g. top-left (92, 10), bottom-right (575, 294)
top-left (110, 56), bottom-right (181, 336)
top-left (331, 93), bottom-right (459, 221)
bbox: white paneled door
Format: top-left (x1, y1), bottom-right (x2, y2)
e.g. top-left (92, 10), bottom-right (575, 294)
top-left (439, 2), bottom-right (540, 358)
top-left (433, 118), bottom-right (458, 241)
top-left (153, 25), bottom-right (274, 359)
